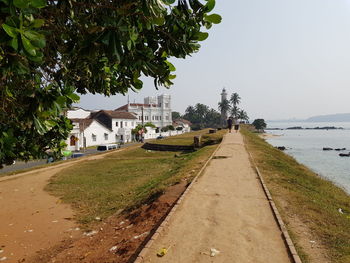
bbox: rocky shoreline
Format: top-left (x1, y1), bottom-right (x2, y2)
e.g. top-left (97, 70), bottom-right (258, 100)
top-left (266, 126), bottom-right (344, 130)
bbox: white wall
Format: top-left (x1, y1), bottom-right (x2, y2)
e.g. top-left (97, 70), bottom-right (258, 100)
top-left (82, 121), bottom-right (115, 147)
top-left (112, 118), bottom-right (137, 143)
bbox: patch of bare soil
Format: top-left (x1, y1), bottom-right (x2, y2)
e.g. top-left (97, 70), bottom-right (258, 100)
top-left (27, 181), bottom-right (187, 263)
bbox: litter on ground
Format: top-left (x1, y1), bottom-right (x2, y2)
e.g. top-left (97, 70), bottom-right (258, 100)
top-left (210, 248), bottom-right (220, 257)
top-left (109, 246), bottom-right (118, 252)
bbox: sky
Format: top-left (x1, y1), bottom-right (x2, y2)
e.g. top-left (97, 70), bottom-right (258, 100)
top-left (77, 0), bottom-right (350, 120)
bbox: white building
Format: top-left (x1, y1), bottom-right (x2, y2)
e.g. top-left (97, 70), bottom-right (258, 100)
top-left (173, 119), bottom-right (192, 133)
top-left (116, 94), bottom-right (172, 128)
top-left (66, 109), bottom-right (137, 151)
top-left (91, 110), bottom-right (138, 143)
top-left (65, 95), bottom-right (191, 151)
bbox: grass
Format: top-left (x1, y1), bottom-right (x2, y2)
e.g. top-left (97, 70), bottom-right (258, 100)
top-left (45, 129), bottom-right (226, 227)
top-left (150, 128), bottom-right (225, 146)
top-left (241, 126), bottom-right (350, 263)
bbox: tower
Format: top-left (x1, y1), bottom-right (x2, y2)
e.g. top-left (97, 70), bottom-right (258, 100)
top-left (220, 88), bottom-right (228, 126)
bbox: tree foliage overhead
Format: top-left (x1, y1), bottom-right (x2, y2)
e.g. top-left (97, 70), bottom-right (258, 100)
top-left (0, 0), bottom-right (221, 166)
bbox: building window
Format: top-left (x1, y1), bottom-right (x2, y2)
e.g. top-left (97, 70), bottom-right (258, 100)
top-left (104, 133), bottom-right (108, 140)
top-left (165, 103), bottom-right (169, 108)
top-left (166, 116), bottom-right (169, 120)
top-left (160, 116), bottom-right (162, 120)
top-left (115, 121), bottom-right (118, 127)
top-left (125, 122), bottom-right (127, 127)
top-left (92, 134), bottom-right (96, 142)
top-left (132, 122), bottom-right (134, 126)
top-left (152, 116), bottom-right (154, 120)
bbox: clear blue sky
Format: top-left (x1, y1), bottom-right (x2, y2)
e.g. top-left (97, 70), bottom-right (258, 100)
top-left (77, 0), bottom-right (350, 120)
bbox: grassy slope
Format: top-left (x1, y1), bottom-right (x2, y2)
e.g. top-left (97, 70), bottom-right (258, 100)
top-left (241, 126), bottom-right (350, 263)
top-left (150, 128), bottom-right (223, 146)
top-left (46, 129), bottom-right (226, 226)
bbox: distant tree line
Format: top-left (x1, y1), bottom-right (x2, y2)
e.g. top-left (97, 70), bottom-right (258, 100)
top-left (172, 103), bottom-right (221, 130)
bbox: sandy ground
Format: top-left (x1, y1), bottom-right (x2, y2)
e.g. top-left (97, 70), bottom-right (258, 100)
top-left (259, 133), bottom-right (282, 139)
top-left (0, 152), bottom-right (116, 263)
top-left (143, 132), bottom-right (292, 263)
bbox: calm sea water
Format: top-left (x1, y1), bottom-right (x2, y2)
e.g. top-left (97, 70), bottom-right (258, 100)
top-left (265, 122), bottom-right (350, 194)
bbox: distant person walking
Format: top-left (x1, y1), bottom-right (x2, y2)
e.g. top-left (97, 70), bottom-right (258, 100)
top-left (234, 118), bottom-right (240, 133)
top-left (227, 117), bottom-right (233, 133)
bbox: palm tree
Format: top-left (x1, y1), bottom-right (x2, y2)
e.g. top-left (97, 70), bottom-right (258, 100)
top-left (218, 99), bottom-right (231, 126)
top-left (238, 109), bottom-right (249, 122)
top-left (230, 93), bottom-right (241, 107)
top-left (218, 99), bottom-right (231, 114)
top-left (230, 105), bottom-right (239, 118)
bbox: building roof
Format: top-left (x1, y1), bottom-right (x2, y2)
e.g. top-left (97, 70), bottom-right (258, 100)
top-left (173, 118), bottom-right (192, 126)
top-left (70, 118), bottom-right (94, 132)
top-left (115, 103), bottom-right (158, 111)
top-left (97, 110), bottom-right (137, 119)
top-left (70, 118), bottom-right (114, 132)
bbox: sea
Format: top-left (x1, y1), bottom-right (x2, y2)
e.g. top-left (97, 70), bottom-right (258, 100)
top-left (265, 121), bottom-right (350, 194)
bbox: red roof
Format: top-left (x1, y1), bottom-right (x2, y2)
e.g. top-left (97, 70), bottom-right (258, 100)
top-left (98, 110), bottom-right (137, 119)
top-left (173, 118), bottom-right (192, 126)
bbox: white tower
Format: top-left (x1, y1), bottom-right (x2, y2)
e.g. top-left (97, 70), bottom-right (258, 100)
top-left (220, 88), bottom-right (228, 126)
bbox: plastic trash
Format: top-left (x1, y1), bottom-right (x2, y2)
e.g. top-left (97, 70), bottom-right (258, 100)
top-left (109, 246), bottom-right (118, 252)
top-left (133, 231), bottom-right (149, 240)
top-left (338, 208), bottom-right (344, 214)
top-left (83, 230), bottom-right (98, 236)
top-left (210, 248), bottom-right (220, 257)
top-left (157, 248), bottom-right (168, 257)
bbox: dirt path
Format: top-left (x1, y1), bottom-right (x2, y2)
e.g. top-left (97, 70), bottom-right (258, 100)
top-left (0, 152), bottom-right (119, 263)
top-left (142, 132), bottom-right (292, 263)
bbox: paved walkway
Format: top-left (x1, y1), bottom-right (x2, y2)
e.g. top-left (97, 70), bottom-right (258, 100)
top-left (143, 132), bottom-right (292, 263)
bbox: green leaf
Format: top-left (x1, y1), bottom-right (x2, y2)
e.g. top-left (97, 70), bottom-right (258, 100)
top-left (204, 0), bottom-right (215, 12)
top-left (33, 116), bottom-right (47, 135)
top-left (30, 0), bottom-right (46, 8)
top-left (44, 120), bottom-right (57, 128)
top-left (67, 93), bottom-right (80, 102)
top-left (13, 0), bottom-right (29, 8)
top-left (195, 32), bottom-right (209, 41)
top-left (9, 37), bottom-right (19, 50)
top-left (162, 0), bottom-right (175, 4)
top-left (23, 30), bottom-right (46, 48)
top-left (154, 16), bottom-right (165, 26)
top-left (56, 96), bottom-right (66, 106)
top-left (169, 74), bottom-right (176, 80)
top-left (205, 14), bottom-right (222, 24)
top-left (21, 35), bottom-right (37, 56)
top-left (165, 60), bottom-right (176, 71)
top-left (31, 19), bottom-right (45, 28)
top-left (127, 40), bottom-right (132, 50)
top-left (2, 24), bottom-right (18, 38)
top-left (5, 87), bottom-right (14, 98)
